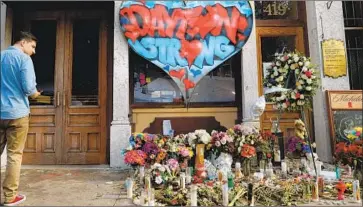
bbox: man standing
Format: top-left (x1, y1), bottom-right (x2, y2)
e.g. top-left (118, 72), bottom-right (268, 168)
top-left (0, 31), bottom-right (41, 206)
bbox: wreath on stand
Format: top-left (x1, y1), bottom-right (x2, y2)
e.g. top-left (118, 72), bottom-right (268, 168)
top-left (263, 51), bottom-right (320, 112)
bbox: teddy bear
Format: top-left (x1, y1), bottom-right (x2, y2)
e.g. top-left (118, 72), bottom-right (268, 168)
top-left (294, 119), bottom-right (307, 140)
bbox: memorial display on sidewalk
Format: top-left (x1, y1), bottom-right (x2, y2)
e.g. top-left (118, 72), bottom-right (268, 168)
top-left (121, 121), bottom-right (362, 206)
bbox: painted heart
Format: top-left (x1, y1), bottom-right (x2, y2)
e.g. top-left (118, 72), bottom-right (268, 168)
top-left (169, 68), bottom-right (185, 80)
top-left (120, 1), bottom-right (253, 102)
top-left (183, 79), bottom-right (195, 90)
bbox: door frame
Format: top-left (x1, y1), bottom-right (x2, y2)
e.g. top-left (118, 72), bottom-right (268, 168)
top-left (19, 10), bottom-right (108, 164)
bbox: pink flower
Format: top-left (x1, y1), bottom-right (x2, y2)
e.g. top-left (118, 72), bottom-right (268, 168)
top-left (179, 147), bottom-right (190, 157)
top-left (215, 141), bottom-right (221, 147)
top-left (167, 158), bottom-right (179, 171)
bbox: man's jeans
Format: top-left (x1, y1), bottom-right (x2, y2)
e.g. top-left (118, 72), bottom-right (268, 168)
top-left (0, 116), bottom-right (29, 203)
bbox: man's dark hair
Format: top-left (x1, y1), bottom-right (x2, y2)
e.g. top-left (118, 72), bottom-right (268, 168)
top-left (14, 31), bottom-right (38, 43)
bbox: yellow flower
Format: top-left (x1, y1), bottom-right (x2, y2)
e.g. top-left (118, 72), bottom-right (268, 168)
top-left (354, 127), bottom-right (362, 133)
top-left (188, 148), bottom-right (194, 157)
top-left (346, 183), bottom-right (352, 190)
top-left (347, 134), bottom-right (358, 140)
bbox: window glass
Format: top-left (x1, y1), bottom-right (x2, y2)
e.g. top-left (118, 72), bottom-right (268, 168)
top-left (71, 19), bottom-right (100, 106)
top-left (130, 49), bottom-right (236, 104)
top-left (30, 20), bottom-right (57, 106)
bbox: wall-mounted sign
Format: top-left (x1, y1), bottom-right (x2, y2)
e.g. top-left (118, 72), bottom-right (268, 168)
top-left (326, 90), bottom-right (363, 154)
top-left (119, 1), bottom-right (253, 102)
top-left (322, 39), bottom-right (347, 78)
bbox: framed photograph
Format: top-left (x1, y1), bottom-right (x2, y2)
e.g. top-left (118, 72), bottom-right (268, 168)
top-left (326, 90), bottom-right (363, 154)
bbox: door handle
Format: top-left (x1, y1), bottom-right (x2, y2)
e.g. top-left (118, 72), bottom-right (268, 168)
top-left (56, 91), bottom-right (60, 107)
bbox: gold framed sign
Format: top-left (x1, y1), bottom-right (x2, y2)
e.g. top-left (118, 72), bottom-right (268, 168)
top-left (322, 39), bottom-right (347, 78)
top-left (326, 90), bottom-right (363, 154)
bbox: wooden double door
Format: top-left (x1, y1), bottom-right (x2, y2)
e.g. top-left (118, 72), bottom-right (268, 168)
top-left (19, 11), bottom-right (108, 164)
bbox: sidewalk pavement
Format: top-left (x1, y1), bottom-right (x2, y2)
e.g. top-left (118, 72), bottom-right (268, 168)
top-left (0, 166), bottom-right (135, 206)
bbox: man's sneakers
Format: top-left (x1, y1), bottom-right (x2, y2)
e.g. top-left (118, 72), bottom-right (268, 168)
top-left (3, 195), bottom-right (26, 206)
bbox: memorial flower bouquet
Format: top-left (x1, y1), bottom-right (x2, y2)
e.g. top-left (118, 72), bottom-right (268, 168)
top-left (187, 129), bottom-right (211, 148)
top-left (286, 136), bottom-right (312, 158)
top-left (227, 124), bottom-right (260, 158)
top-left (263, 51), bottom-right (319, 112)
top-left (207, 130), bottom-right (235, 157)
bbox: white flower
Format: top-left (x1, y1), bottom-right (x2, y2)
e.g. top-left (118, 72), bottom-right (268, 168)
top-left (288, 54), bottom-right (292, 57)
top-left (301, 74), bottom-right (308, 79)
top-left (251, 140), bottom-right (254, 145)
top-left (282, 103), bottom-right (287, 108)
top-left (273, 66), bottom-right (277, 70)
top-left (220, 138), bottom-right (226, 145)
top-left (303, 57), bottom-right (307, 61)
top-left (274, 71), bottom-right (278, 76)
top-left (277, 84), bottom-right (282, 88)
top-left (288, 60), bottom-right (292, 64)
top-left (126, 145), bottom-right (132, 151)
top-left (294, 57), bottom-right (299, 62)
top-left (200, 134), bottom-right (211, 144)
top-left (276, 61), bottom-right (281, 66)
top-left (290, 64), bottom-right (296, 70)
top-left (280, 94), bottom-right (286, 100)
top-left (270, 75), bottom-right (274, 78)
top-left (310, 69), bottom-right (315, 73)
top-left (311, 75), bottom-right (316, 79)
top-left (298, 62), bottom-right (303, 66)
top-left (306, 79), bottom-right (312, 84)
top-left (298, 85), bottom-right (303, 90)
top-left (295, 69), bottom-right (300, 74)
top-left (300, 94), bottom-right (305, 99)
top-left (238, 146), bottom-right (241, 152)
top-left (291, 92), bottom-right (296, 99)
top-left (302, 67), bottom-right (307, 72)
top-left (299, 80), bottom-right (305, 84)
top-left (276, 97), bottom-right (280, 101)
top-left (291, 103), bottom-right (296, 107)
top-left (279, 76), bottom-right (284, 81)
top-left (280, 57), bottom-right (286, 62)
top-left (275, 53), bottom-right (279, 56)
top-left (304, 61), bottom-right (310, 67)
top-left (155, 175), bottom-right (163, 184)
top-left (297, 100), bottom-right (305, 106)
top-left (284, 64), bottom-right (289, 69)
top-left (306, 86), bottom-right (312, 91)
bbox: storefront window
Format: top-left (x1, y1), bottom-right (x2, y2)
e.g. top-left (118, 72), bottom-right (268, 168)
top-left (255, 1), bottom-right (298, 20)
top-left (130, 49), bottom-right (237, 105)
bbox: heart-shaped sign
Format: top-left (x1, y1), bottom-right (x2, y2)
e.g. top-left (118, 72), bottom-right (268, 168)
top-left (120, 1), bottom-right (253, 102)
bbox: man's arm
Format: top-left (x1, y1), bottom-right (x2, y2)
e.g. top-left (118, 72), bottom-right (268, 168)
top-left (20, 56), bottom-right (40, 98)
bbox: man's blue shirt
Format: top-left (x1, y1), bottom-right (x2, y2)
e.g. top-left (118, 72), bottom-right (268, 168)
top-left (1, 46), bottom-right (37, 119)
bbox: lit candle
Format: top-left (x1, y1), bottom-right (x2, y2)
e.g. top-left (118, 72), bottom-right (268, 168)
top-left (235, 162), bottom-right (242, 179)
top-left (180, 172), bottom-right (186, 189)
top-left (222, 182), bottom-right (229, 206)
top-left (281, 161), bottom-right (287, 174)
top-left (274, 149), bottom-right (281, 162)
top-left (145, 175), bottom-right (151, 191)
top-left (139, 166), bottom-right (145, 178)
top-left (190, 185), bottom-right (197, 206)
top-left (316, 161), bottom-right (322, 176)
top-left (312, 181), bottom-right (319, 202)
top-left (353, 180), bottom-right (361, 203)
top-left (186, 175), bottom-right (192, 184)
top-left (148, 188), bottom-right (155, 206)
top-left (125, 177), bottom-right (134, 199)
top-left (140, 190), bottom-right (146, 206)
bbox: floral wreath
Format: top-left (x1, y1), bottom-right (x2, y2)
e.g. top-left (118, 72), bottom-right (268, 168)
top-left (263, 51), bottom-right (320, 111)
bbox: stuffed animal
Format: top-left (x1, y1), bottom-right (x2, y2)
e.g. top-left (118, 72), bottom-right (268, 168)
top-left (295, 119), bottom-right (307, 139)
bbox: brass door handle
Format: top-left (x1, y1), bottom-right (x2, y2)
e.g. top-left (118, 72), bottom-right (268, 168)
top-left (56, 91), bottom-right (60, 107)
